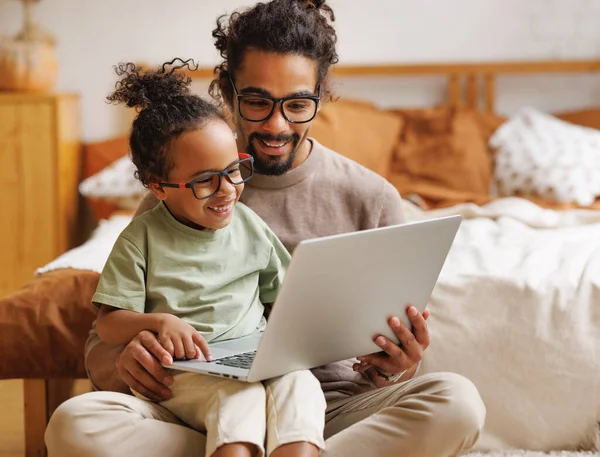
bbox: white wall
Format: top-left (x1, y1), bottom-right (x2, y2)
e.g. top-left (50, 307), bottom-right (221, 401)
top-left (2, 0), bottom-right (600, 141)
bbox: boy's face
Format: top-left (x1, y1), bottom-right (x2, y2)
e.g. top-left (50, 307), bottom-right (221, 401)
top-left (230, 50), bottom-right (319, 176)
top-left (151, 119), bottom-right (243, 231)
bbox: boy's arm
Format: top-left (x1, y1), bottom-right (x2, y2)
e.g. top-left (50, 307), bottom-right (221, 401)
top-left (96, 305), bottom-right (165, 346)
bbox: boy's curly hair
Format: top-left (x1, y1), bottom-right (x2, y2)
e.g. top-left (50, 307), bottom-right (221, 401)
top-left (209, 0), bottom-right (338, 108)
top-left (107, 58), bottom-right (226, 187)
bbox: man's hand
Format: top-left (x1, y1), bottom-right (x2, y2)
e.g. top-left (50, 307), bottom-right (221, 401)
top-left (353, 305), bottom-right (431, 383)
top-left (115, 330), bottom-right (175, 401)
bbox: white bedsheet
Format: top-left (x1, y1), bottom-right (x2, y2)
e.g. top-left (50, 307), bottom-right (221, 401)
top-left (406, 198), bottom-right (600, 452)
top-left (35, 214), bottom-right (133, 276)
top-left (36, 198), bottom-right (600, 451)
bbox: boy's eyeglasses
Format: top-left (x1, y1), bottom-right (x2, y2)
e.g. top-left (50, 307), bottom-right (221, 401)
top-left (149, 154), bottom-right (254, 201)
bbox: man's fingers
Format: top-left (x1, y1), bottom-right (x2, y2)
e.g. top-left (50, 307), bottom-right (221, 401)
top-left (358, 351), bottom-right (403, 374)
top-left (192, 333), bottom-right (212, 362)
top-left (389, 316), bottom-right (422, 361)
top-left (406, 306), bottom-right (430, 349)
top-left (352, 362), bottom-right (372, 372)
top-left (126, 362), bottom-right (171, 399)
top-left (139, 331), bottom-right (172, 365)
top-left (423, 308), bottom-right (431, 320)
top-left (123, 366), bottom-right (170, 401)
top-left (128, 343), bottom-right (173, 387)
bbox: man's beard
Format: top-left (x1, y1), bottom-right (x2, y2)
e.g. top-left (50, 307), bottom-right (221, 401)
top-left (247, 132), bottom-right (300, 176)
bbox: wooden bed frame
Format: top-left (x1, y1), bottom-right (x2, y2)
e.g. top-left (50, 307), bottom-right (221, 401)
top-left (22, 58), bottom-right (600, 457)
top-left (179, 59), bottom-right (600, 112)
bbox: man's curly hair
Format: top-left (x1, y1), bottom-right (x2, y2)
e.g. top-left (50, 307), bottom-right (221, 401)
top-left (209, 0), bottom-right (338, 108)
top-left (107, 58), bottom-right (226, 187)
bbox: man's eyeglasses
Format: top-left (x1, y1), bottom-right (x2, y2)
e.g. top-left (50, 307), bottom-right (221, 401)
top-left (229, 76), bottom-right (320, 124)
top-left (149, 154), bottom-right (254, 201)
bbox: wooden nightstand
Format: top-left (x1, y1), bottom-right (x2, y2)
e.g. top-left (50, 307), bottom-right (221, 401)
top-left (0, 93), bottom-right (81, 298)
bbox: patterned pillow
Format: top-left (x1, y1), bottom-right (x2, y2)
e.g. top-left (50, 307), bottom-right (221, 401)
top-left (79, 155), bottom-right (146, 210)
top-left (490, 107), bottom-right (600, 206)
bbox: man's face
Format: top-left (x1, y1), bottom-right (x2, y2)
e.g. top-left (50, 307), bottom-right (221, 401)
top-left (230, 50), bottom-right (319, 175)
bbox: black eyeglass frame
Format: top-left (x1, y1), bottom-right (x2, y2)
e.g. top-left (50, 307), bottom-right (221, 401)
top-left (229, 75), bottom-right (321, 124)
top-left (149, 155), bottom-right (254, 201)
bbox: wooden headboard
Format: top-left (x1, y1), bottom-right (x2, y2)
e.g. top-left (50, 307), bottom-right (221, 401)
top-left (173, 59), bottom-right (600, 113)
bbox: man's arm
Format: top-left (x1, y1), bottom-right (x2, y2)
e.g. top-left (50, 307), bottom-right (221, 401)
top-left (86, 326), bottom-right (175, 401)
top-left (86, 339), bottom-right (130, 394)
top-left (377, 182), bottom-right (406, 227)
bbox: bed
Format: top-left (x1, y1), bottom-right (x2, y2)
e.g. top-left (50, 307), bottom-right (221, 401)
top-left (2, 59), bottom-right (600, 457)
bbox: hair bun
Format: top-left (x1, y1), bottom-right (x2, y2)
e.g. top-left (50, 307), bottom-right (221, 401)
top-left (107, 58), bottom-right (198, 110)
top-left (302, 0), bottom-right (326, 9)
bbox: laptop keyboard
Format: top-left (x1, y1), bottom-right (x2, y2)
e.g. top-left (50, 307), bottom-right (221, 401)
top-left (215, 351), bottom-right (256, 369)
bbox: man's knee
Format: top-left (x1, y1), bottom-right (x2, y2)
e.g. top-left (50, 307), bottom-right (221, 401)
top-left (421, 372), bottom-right (486, 438)
top-left (45, 394), bottom-right (90, 457)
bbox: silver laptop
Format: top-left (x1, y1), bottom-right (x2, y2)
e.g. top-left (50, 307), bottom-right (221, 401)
top-left (168, 215), bottom-right (462, 382)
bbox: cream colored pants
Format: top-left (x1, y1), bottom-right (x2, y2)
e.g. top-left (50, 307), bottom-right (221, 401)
top-left (131, 370), bottom-right (325, 457)
top-left (46, 372), bottom-right (486, 457)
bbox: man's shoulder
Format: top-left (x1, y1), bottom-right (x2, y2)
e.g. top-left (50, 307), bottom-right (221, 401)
top-left (315, 140), bottom-right (396, 196)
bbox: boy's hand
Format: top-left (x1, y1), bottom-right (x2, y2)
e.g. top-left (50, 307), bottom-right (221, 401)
top-left (157, 314), bottom-right (212, 362)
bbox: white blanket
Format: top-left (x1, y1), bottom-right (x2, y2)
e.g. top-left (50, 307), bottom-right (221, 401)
top-left (36, 198), bottom-right (600, 452)
top-left (36, 214), bottom-right (133, 275)
top-left (405, 198), bottom-right (600, 452)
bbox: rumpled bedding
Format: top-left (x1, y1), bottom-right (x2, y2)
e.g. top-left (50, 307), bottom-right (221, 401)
top-left (404, 198), bottom-right (600, 452)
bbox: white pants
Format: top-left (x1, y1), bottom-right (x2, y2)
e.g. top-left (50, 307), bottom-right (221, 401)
top-left (131, 370), bottom-right (325, 457)
top-left (46, 372), bottom-right (486, 457)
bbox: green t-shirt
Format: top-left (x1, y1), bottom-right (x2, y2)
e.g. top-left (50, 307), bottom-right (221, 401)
top-left (92, 201), bottom-right (291, 343)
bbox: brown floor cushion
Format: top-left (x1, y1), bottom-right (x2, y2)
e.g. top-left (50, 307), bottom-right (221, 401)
top-left (0, 269), bottom-right (99, 379)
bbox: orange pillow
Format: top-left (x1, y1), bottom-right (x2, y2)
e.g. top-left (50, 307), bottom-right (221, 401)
top-left (82, 136), bottom-right (130, 221)
top-left (310, 99), bottom-right (403, 177)
top-left (554, 107), bottom-right (600, 130)
top-left (390, 107), bottom-right (500, 208)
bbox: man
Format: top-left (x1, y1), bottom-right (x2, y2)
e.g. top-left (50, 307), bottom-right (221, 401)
top-left (46, 1), bottom-right (485, 456)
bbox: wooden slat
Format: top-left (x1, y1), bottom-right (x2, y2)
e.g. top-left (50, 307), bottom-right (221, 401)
top-left (467, 74), bottom-right (478, 109)
top-left (448, 75), bottom-right (461, 108)
top-left (484, 74), bottom-right (496, 112)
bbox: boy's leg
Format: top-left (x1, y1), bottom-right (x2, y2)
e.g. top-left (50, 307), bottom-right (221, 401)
top-left (264, 370), bottom-right (326, 456)
top-left (162, 372), bottom-right (267, 457)
top-left (322, 372), bottom-right (486, 457)
top-left (45, 391), bottom-right (206, 457)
